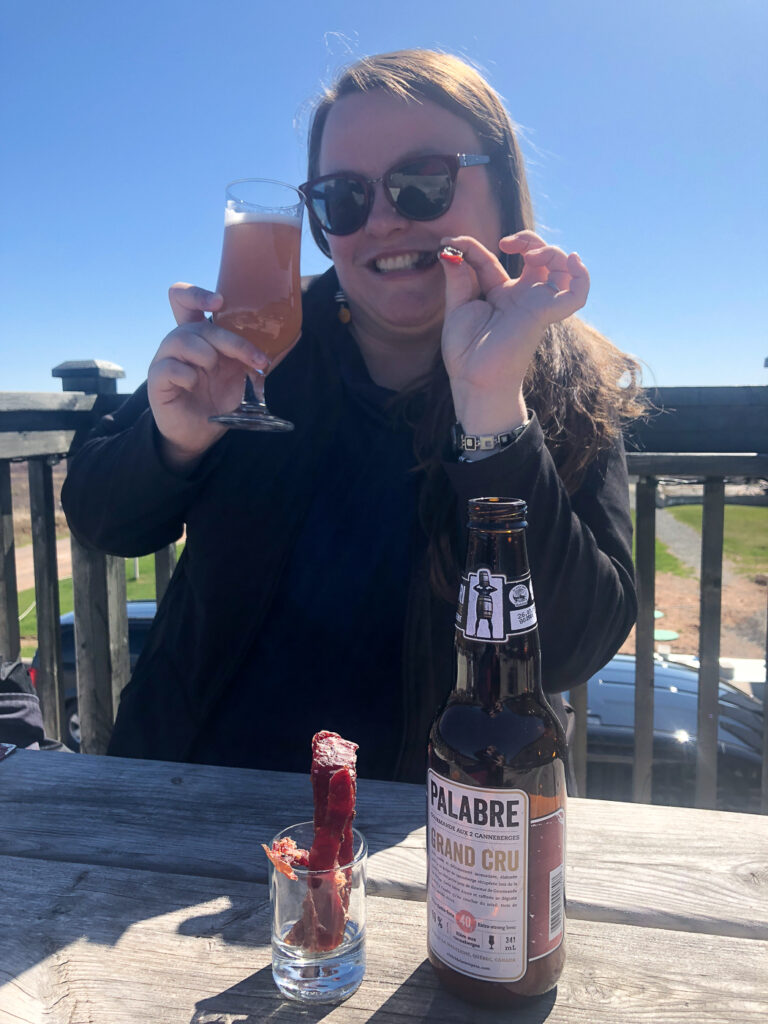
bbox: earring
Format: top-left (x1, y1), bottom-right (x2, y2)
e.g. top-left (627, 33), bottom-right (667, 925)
top-left (335, 288), bottom-right (351, 324)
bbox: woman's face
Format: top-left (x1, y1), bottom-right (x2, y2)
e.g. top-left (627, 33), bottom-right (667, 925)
top-left (318, 90), bottom-right (503, 345)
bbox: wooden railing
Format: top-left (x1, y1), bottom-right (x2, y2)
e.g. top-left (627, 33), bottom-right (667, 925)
top-left (0, 362), bottom-right (177, 754)
top-left (1, 370), bottom-right (766, 812)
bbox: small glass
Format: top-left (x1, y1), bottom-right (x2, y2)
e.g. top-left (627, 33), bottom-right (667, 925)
top-left (269, 821), bottom-right (367, 1004)
top-left (209, 178), bottom-right (304, 432)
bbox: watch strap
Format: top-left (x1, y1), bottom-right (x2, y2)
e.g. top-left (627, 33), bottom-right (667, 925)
top-left (452, 420), bottom-right (528, 456)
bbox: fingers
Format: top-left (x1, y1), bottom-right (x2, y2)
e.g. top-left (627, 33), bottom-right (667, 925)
top-left (498, 230), bottom-right (548, 256)
top-left (148, 357), bottom-right (202, 399)
top-left (156, 319), bottom-right (269, 377)
top-left (524, 249), bottom-right (590, 312)
top-left (439, 235), bottom-right (508, 313)
top-left (501, 234), bottom-right (590, 314)
top-left (168, 283), bottom-right (223, 325)
top-left (549, 251), bottom-right (590, 310)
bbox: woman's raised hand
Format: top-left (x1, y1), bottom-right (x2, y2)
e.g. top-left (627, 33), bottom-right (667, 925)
top-left (147, 284), bottom-right (268, 468)
top-left (440, 230), bottom-right (590, 436)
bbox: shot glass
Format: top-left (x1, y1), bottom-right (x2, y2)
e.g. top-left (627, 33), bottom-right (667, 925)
top-left (269, 821), bottom-right (367, 1004)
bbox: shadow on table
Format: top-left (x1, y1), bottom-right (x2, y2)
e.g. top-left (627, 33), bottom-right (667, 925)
top-left (190, 965), bottom-right (339, 1023)
top-left (189, 962), bottom-right (559, 1024)
top-left (365, 961), bottom-right (558, 1023)
top-left (0, 752), bottom-right (434, 1007)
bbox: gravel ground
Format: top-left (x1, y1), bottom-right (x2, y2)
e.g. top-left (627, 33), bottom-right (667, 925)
top-left (624, 481), bottom-right (766, 662)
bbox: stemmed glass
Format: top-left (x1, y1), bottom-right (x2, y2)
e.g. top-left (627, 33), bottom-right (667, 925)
top-left (209, 178), bottom-right (304, 431)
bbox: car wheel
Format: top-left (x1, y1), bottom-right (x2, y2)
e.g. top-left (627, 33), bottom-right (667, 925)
top-left (64, 699), bottom-right (81, 752)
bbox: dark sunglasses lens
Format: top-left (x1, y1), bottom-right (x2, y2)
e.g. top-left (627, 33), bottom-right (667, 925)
top-left (387, 157), bottom-right (454, 219)
top-left (308, 177), bottom-right (368, 234)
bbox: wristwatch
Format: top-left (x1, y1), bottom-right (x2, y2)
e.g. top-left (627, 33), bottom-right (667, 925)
top-left (452, 420), bottom-right (529, 460)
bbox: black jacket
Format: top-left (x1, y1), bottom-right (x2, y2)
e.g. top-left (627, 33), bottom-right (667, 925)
top-left (61, 270), bottom-right (636, 781)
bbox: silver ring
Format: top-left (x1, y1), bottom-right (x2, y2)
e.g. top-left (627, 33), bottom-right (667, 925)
top-left (543, 281), bottom-right (560, 294)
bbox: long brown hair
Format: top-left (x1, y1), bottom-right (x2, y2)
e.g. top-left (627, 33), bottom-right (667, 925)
top-left (307, 49), bottom-right (645, 597)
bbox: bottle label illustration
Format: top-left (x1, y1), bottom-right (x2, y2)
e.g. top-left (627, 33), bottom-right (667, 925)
top-left (456, 570), bottom-right (537, 642)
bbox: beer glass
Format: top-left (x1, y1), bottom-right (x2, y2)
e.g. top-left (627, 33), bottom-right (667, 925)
top-left (209, 179), bottom-right (304, 431)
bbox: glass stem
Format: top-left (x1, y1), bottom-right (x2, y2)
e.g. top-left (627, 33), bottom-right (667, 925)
top-left (242, 370), bottom-right (267, 411)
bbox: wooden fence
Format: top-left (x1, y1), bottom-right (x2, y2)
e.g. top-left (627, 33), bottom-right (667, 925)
top-left (1, 366), bottom-right (766, 812)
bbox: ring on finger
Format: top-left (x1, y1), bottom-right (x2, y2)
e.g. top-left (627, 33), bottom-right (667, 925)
top-left (543, 281), bottom-right (560, 294)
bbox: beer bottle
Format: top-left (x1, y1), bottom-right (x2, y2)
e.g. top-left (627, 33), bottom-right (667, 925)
top-left (427, 497), bottom-right (567, 1008)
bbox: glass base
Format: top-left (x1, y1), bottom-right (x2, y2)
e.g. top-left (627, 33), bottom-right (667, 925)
top-left (208, 405), bottom-right (293, 432)
top-left (272, 925), bottom-right (365, 1004)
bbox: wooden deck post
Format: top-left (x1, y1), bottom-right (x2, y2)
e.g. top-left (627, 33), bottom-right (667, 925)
top-left (633, 476), bottom-right (657, 804)
top-left (58, 361), bottom-right (129, 753)
top-left (0, 461), bottom-right (20, 662)
top-left (69, 538), bottom-right (130, 754)
top-left (27, 457), bottom-right (65, 741)
top-left (695, 477), bottom-right (725, 809)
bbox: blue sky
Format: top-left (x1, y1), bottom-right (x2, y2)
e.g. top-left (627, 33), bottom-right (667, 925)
top-left (2, 0), bottom-right (766, 394)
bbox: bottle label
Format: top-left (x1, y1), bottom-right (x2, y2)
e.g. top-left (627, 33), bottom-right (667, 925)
top-left (456, 570), bottom-right (537, 642)
top-left (427, 771), bottom-right (565, 982)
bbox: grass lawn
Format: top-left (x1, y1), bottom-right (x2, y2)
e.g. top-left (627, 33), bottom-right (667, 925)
top-left (668, 504), bottom-right (767, 577)
top-left (630, 510), bottom-right (693, 578)
top-left (18, 546), bottom-right (183, 657)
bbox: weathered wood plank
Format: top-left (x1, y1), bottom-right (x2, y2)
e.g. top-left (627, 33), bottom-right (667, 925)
top-left (1, 752), bottom-right (767, 939)
top-left (0, 391), bottom-right (124, 459)
top-left (0, 392), bottom-right (101, 413)
top-left (69, 536), bottom-right (115, 754)
top-left (0, 852), bottom-right (765, 1024)
top-left (626, 452), bottom-right (768, 477)
top-left (628, 385), bottom-right (768, 454)
top-left (107, 554), bottom-right (130, 717)
top-left (696, 477), bottom-right (725, 809)
top-left (27, 459), bottom-right (64, 741)
top-left (0, 430), bottom-right (77, 460)
top-left (0, 460), bottom-right (20, 661)
top-left (633, 476), bottom-right (656, 804)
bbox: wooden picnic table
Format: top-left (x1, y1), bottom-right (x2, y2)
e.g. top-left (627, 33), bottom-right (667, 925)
top-left (1, 748), bottom-right (766, 1023)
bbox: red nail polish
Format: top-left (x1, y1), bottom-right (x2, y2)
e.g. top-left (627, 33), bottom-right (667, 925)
top-left (439, 245), bottom-right (464, 265)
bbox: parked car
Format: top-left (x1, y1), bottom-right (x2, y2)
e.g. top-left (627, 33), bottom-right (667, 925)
top-left (33, 609), bottom-right (763, 811)
top-left (569, 654), bottom-right (764, 813)
top-left (30, 600), bottom-right (157, 751)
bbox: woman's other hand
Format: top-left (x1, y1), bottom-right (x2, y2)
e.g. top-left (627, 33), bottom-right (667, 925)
top-left (440, 230), bottom-right (590, 436)
top-left (147, 284), bottom-right (269, 470)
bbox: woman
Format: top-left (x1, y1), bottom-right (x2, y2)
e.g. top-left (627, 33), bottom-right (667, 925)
top-left (62, 50), bottom-right (643, 782)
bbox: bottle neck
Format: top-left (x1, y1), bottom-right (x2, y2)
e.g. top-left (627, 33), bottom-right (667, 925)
top-left (453, 524), bottom-right (542, 703)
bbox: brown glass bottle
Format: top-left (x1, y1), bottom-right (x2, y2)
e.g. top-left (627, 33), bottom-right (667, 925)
top-left (427, 498), bottom-right (567, 1008)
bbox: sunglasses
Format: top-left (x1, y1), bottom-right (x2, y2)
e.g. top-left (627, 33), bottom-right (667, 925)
top-left (299, 153), bottom-right (491, 236)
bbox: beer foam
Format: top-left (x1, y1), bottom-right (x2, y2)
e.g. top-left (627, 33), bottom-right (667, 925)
top-left (224, 205), bottom-right (300, 228)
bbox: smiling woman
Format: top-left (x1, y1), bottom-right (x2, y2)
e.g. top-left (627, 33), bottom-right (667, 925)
top-left (61, 49), bottom-right (643, 794)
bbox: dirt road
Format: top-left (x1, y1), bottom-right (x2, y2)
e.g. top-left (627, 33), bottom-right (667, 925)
top-left (15, 537), bottom-right (73, 593)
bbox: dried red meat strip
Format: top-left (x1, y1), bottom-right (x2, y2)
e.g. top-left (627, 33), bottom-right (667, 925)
top-left (262, 836), bottom-right (310, 880)
top-left (280, 730), bottom-right (358, 952)
top-left (309, 730), bottom-right (358, 871)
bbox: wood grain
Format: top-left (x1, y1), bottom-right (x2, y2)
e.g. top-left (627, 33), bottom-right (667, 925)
top-left (27, 459), bottom-right (64, 743)
top-left (0, 459), bottom-right (20, 662)
top-left (634, 476), bottom-right (656, 804)
top-left (2, 751), bottom-right (767, 940)
top-left (0, 852), bottom-right (765, 1024)
top-left (697, 476), bottom-right (725, 809)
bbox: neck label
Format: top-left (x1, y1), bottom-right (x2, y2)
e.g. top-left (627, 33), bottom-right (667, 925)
top-left (456, 571), bottom-right (537, 642)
